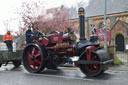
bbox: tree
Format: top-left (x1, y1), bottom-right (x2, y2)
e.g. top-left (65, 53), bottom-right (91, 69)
top-left (19, 1), bottom-right (73, 33)
top-left (19, 1), bottom-right (43, 27)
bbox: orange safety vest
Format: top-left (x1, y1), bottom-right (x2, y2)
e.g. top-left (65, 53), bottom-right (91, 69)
top-left (3, 33), bottom-right (13, 41)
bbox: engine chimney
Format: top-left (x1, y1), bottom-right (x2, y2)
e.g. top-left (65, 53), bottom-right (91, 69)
top-left (78, 7), bottom-right (85, 41)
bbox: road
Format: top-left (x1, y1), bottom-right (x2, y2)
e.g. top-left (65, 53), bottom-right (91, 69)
top-left (0, 64), bottom-right (128, 85)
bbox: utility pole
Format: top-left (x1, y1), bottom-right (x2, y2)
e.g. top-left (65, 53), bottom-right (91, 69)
top-left (104, 0), bottom-right (107, 51)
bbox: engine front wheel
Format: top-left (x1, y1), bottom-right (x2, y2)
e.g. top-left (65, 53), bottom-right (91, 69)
top-left (23, 44), bottom-right (47, 73)
top-left (79, 52), bottom-right (105, 77)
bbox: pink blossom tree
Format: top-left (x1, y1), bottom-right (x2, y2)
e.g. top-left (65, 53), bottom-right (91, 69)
top-left (19, 1), bottom-right (74, 34)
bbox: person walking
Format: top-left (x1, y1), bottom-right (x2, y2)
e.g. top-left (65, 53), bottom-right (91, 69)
top-left (3, 31), bottom-right (13, 51)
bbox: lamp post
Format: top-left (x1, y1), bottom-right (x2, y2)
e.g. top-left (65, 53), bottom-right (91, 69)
top-left (104, 0), bottom-right (107, 51)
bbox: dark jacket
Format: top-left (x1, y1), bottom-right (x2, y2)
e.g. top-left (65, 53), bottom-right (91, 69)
top-left (33, 31), bottom-right (44, 39)
top-left (25, 30), bottom-right (33, 44)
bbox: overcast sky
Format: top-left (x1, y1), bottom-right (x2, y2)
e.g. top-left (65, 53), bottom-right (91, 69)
top-left (0, 0), bottom-right (89, 35)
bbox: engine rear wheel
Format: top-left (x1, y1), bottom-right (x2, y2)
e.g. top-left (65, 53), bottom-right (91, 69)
top-left (23, 43), bottom-right (47, 73)
top-left (79, 52), bottom-right (104, 77)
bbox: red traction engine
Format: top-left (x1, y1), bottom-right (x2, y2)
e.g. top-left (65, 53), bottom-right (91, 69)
top-left (22, 7), bottom-right (113, 77)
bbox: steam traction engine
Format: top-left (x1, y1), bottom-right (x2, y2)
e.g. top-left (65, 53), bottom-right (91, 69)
top-left (22, 7), bottom-right (113, 77)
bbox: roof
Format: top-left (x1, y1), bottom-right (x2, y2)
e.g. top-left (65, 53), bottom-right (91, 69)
top-left (70, 0), bottom-right (128, 19)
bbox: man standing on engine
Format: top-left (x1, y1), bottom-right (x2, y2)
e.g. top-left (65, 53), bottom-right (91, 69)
top-left (3, 31), bottom-right (13, 51)
top-left (25, 26), bottom-right (33, 44)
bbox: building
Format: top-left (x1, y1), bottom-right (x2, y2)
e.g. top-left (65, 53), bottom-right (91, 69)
top-left (70, 0), bottom-right (128, 52)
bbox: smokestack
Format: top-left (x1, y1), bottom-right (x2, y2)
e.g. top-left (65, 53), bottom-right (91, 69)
top-left (78, 7), bottom-right (85, 41)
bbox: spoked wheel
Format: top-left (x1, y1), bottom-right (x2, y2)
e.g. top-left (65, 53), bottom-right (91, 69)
top-left (13, 60), bottom-right (21, 68)
top-left (79, 52), bottom-right (104, 77)
top-left (23, 43), bottom-right (47, 73)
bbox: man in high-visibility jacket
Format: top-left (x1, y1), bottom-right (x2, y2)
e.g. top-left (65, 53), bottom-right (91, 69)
top-left (3, 31), bottom-right (13, 51)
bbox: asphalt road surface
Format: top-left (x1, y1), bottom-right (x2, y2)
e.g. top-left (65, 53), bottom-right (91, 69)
top-left (0, 64), bottom-right (128, 85)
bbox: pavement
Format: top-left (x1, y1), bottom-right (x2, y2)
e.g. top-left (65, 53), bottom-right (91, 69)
top-left (108, 65), bottom-right (128, 73)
